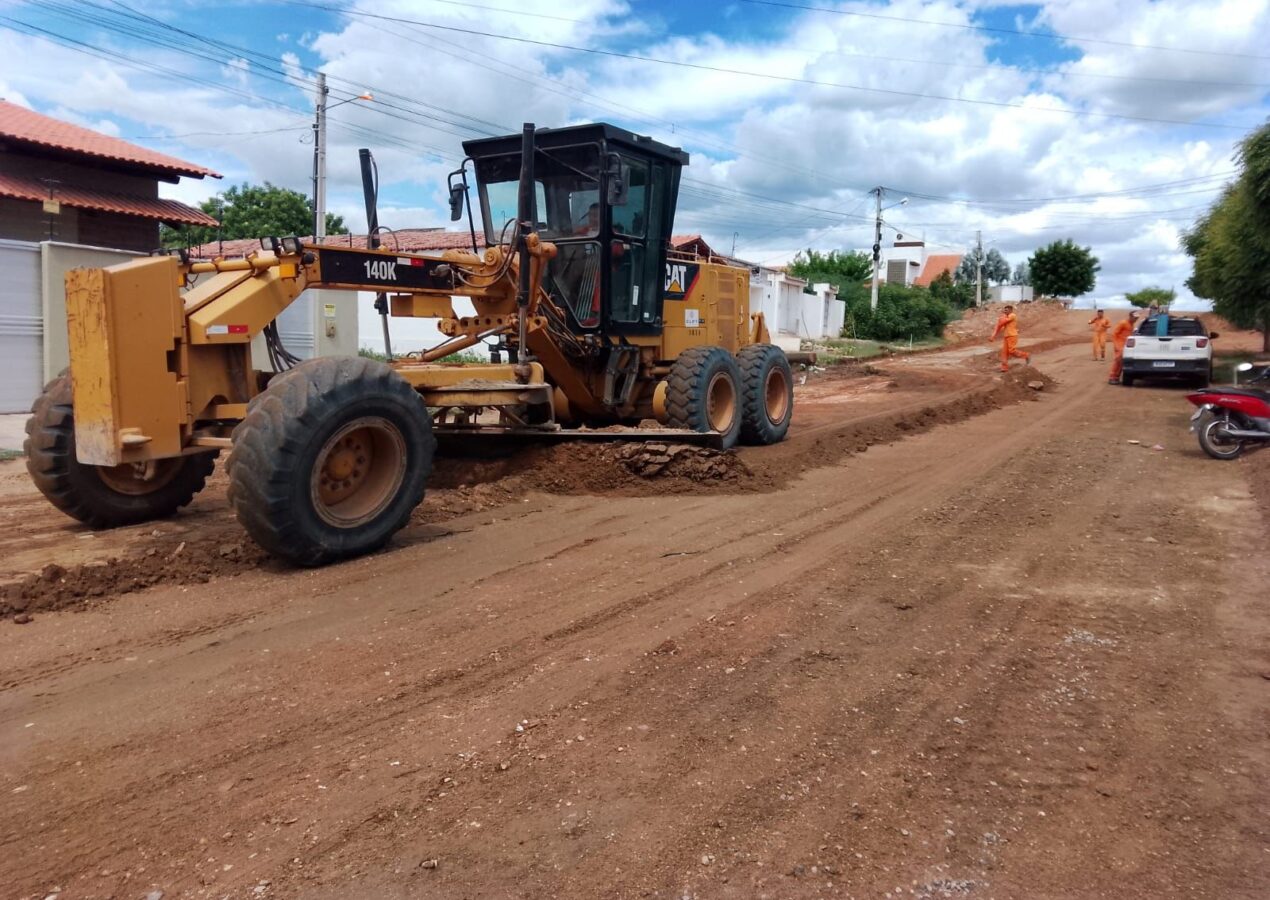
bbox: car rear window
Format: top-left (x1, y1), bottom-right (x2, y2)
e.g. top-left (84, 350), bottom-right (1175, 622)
top-left (1135, 316), bottom-right (1205, 336)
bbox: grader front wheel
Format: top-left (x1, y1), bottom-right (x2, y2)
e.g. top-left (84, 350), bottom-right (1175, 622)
top-left (226, 357), bottom-right (435, 567)
top-left (25, 374), bottom-right (217, 528)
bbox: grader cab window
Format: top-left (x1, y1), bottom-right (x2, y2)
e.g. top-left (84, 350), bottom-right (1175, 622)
top-left (476, 147), bottom-right (600, 244)
top-left (469, 128), bottom-right (681, 333)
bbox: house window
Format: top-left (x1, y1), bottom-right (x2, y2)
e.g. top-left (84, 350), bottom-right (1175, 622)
top-left (886, 259), bottom-right (907, 285)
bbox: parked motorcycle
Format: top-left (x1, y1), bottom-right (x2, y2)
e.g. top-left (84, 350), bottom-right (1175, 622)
top-left (1186, 362), bottom-right (1270, 459)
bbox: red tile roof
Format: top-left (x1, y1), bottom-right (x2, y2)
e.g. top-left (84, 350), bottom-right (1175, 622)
top-left (914, 253), bottom-right (962, 287)
top-left (0, 100), bottom-right (219, 179)
top-left (190, 229), bottom-right (473, 258)
top-left (0, 171), bottom-right (218, 226)
top-left (193, 231), bottom-right (706, 258)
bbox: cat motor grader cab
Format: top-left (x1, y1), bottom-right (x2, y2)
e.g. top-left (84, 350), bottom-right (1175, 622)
top-left (26, 123), bottom-right (794, 565)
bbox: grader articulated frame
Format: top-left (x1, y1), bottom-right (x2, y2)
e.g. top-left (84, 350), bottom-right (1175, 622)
top-left (26, 122), bottom-right (795, 565)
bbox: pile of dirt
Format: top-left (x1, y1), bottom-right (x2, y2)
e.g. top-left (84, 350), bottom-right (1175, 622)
top-left (944, 301), bottom-right (1073, 344)
top-left (517, 442), bottom-right (752, 494)
top-left (613, 442), bottom-right (746, 480)
top-left (1, 536), bottom-right (271, 620)
top-left (1001, 365), bottom-right (1059, 396)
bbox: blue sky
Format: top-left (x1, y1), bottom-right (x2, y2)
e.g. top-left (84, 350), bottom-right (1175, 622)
top-left (4, 0), bottom-right (1269, 330)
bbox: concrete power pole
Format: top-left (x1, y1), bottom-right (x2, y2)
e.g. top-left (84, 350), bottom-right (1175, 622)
top-left (974, 229), bottom-right (983, 308)
top-left (870, 187), bottom-right (882, 312)
top-left (311, 72), bottom-right (329, 240)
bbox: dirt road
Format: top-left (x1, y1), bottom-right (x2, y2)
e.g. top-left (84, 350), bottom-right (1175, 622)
top-left (2, 314), bottom-right (1267, 899)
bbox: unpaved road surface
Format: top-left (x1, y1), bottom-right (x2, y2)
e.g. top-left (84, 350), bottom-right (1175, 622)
top-left (2, 310), bottom-right (1267, 899)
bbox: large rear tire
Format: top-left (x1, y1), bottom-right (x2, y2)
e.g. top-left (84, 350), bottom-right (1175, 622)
top-left (664, 346), bottom-right (743, 449)
top-left (227, 357), bottom-right (435, 566)
top-left (24, 374), bottom-right (216, 528)
top-left (737, 343), bottom-right (794, 445)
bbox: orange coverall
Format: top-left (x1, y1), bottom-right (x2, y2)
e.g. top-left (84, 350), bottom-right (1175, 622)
top-left (1108, 318), bottom-right (1135, 381)
top-left (1088, 313), bottom-right (1111, 360)
top-left (991, 312), bottom-right (1029, 371)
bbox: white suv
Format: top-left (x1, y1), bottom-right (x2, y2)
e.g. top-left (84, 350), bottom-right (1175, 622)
top-left (1121, 315), bottom-right (1215, 388)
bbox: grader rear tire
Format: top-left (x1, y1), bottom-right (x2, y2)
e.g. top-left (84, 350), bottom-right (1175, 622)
top-left (737, 343), bottom-right (794, 445)
top-left (227, 357), bottom-right (434, 567)
top-left (664, 346), bottom-right (743, 449)
top-left (24, 374), bottom-right (216, 528)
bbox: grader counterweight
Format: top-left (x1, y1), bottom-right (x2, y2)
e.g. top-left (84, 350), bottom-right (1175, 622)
top-left (25, 122), bottom-right (795, 565)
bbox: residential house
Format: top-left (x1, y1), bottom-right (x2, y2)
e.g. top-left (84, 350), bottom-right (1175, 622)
top-left (0, 99), bottom-right (219, 250)
top-left (0, 101), bottom-right (220, 412)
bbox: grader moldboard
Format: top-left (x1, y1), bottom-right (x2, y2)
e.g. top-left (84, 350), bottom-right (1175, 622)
top-left (26, 122), bottom-right (793, 566)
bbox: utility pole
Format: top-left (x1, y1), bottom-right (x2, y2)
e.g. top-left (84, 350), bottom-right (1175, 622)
top-left (311, 72), bottom-right (329, 240)
top-left (870, 187), bottom-right (882, 312)
top-left (974, 229), bottom-right (983, 307)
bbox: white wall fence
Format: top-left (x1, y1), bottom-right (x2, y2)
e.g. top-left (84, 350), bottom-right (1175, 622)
top-left (0, 239), bottom-right (43, 413)
top-left (749, 268), bottom-right (843, 350)
top-left (988, 284), bottom-right (1035, 304)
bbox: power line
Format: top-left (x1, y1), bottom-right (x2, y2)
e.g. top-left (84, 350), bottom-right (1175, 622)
top-left (741, 0), bottom-right (1270, 62)
top-left (890, 176), bottom-right (1234, 208)
top-left (285, 0), bottom-right (1258, 131)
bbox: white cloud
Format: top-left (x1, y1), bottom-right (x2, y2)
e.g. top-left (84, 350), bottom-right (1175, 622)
top-left (1, 0), bottom-right (1265, 311)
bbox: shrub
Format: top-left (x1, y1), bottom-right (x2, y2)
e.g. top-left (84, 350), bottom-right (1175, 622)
top-left (840, 282), bottom-right (951, 342)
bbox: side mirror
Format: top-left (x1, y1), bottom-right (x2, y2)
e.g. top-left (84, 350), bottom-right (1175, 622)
top-left (448, 184), bottom-right (466, 222)
top-left (605, 152), bottom-right (628, 207)
top-left (1208, 331), bottom-right (1219, 339)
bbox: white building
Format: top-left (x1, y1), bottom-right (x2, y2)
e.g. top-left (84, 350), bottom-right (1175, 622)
top-left (872, 235), bottom-right (963, 289)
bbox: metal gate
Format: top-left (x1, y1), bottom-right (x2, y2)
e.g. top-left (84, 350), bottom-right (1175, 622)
top-left (0, 239), bottom-right (42, 413)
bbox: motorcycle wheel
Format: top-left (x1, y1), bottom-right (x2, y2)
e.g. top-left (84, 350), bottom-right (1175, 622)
top-left (1197, 413), bottom-right (1244, 460)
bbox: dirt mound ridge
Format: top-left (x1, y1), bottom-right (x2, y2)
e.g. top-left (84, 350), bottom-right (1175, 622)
top-left (433, 440), bottom-right (755, 496)
top-left (2, 537), bottom-right (271, 619)
top-left (2, 367), bottom-right (1059, 621)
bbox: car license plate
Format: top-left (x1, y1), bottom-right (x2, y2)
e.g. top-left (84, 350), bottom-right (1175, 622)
top-left (1153, 360), bottom-right (1175, 368)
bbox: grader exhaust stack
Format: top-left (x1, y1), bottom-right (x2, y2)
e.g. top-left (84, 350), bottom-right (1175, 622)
top-left (26, 122), bottom-right (795, 566)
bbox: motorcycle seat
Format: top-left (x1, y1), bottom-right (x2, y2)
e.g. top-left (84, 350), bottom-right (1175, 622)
top-left (1204, 387), bottom-right (1270, 400)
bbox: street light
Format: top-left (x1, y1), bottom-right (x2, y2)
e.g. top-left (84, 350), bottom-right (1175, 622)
top-left (312, 76), bottom-right (373, 239)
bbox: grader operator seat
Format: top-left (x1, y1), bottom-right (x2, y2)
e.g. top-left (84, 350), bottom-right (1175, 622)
top-left (464, 123), bottom-right (687, 337)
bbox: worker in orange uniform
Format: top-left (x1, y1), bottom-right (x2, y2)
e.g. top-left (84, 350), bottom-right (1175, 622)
top-left (990, 304), bottom-right (1030, 372)
top-left (1088, 309), bottom-right (1111, 361)
top-left (1108, 309), bottom-right (1140, 384)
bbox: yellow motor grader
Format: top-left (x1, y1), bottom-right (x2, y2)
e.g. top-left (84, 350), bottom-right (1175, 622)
top-left (25, 123), bottom-right (793, 565)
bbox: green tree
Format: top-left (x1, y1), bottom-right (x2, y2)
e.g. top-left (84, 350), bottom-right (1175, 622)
top-left (1124, 286), bottom-right (1176, 309)
top-left (1183, 122), bottom-right (1270, 352)
top-left (162, 182), bottom-right (347, 248)
top-left (983, 248), bottom-right (1010, 284)
top-left (927, 269), bottom-right (976, 308)
top-left (787, 248), bottom-right (872, 291)
top-left (1028, 239), bottom-right (1099, 299)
